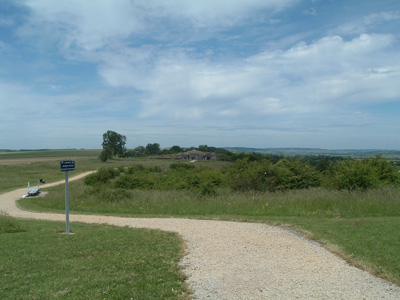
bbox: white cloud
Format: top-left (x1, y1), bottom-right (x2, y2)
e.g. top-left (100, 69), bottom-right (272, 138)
top-left (4, 1), bottom-right (400, 149)
top-left (336, 10), bottom-right (400, 35)
top-left (21, 0), bottom-right (298, 54)
top-left (95, 33), bottom-right (399, 125)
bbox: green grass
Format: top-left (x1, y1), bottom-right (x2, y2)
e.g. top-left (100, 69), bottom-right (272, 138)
top-left (21, 181), bottom-right (400, 218)
top-left (0, 149), bottom-right (229, 193)
top-left (0, 214), bottom-right (189, 300)
top-left (18, 181), bottom-right (400, 285)
top-left (0, 211), bottom-right (26, 233)
top-left (4, 152), bottom-right (400, 287)
top-left (0, 149), bottom-right (102, 159)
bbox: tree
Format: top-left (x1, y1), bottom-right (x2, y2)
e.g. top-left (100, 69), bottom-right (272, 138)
top-left (99, 147), bottom-right (112, 162)
top-left (101, 130), bottom-right (126, 161)
top-left (134, 145), bottom-right (146, 156)
top-left (145, 143), bottom-right (160, 155)
top-left (169, 145), bottom-right (183, 153)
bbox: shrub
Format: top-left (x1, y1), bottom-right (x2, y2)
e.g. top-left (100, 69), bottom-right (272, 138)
top-left (84, 168), bottom-right (120, 186)
top-left (128, 165), bottom-right (145, 174)
top-left (228, 158), bottom-right (321, 192)
top-left (170, 163), bottom-right (195, 170)
top-left (114, 175), bottom-right (154, 189)
top-left (326, 156), bottom-right (400, 190)
top-left (198, 183), bottom-right (217, 197)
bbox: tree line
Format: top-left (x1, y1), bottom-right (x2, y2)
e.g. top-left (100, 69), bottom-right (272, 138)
top-left (98, 130), bottom-right (400, 190)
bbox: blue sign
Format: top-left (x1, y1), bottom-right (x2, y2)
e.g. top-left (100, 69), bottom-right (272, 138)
top-left (60, 160), bottom-right (75, 172)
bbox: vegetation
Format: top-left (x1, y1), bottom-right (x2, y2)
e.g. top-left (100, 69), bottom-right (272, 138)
top-left (0, 214), bottom-right (189, 299)
top-left (100, 130), bottom-right (127, 161)
top-left (2, 148), bottom-right (400, 287)
top-left (0, 211), bottom-right (26, 233)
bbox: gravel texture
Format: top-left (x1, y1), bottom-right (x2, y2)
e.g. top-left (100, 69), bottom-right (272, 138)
top-left (1, 172), bottom-right (400, 299)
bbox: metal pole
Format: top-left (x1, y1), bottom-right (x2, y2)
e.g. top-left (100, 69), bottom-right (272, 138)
top-left (65, 170), bottom-right (70, 234)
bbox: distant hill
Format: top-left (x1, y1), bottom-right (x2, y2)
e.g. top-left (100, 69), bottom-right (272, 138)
top-left (223, 147), bottom-right (400, 158)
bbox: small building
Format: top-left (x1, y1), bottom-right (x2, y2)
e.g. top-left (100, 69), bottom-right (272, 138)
top-left (182, 150), bottom-right (217, 161)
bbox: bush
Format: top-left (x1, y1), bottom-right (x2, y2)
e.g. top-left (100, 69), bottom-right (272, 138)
top-left (228, 158), bottom-right (321, 192)
top-left (84, 168), bottom-right (120, 186)
top-left (114, 175), bottom-right (154, 189)
top-left (326, 156), bottom-right (400, 190)
top-left (170, 163), bottom-right (195, 170)
top-left (198, 183), bottom-right (217, 197)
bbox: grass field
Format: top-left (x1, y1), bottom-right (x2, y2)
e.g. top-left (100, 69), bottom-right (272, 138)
top-left (2, 149), bottom-right (400, 289)
top-left (0, 149), bottom-right (102, 160)
top-left (1, 149), bottom-right (228, 193)
top-left (0, 212), bottom-right (189, 299)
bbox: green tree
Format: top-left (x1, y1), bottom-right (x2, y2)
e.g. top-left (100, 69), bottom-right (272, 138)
top-left (99, 147), bottom-right (112, 162)
top-left (101, 130), bottom-right (126, 161)
top-left (169, 145), bottom-right (183, 153)
top-left (145, 143), bottom-right (160, 155)
top-left (135, 146), bottom-right (146, 156)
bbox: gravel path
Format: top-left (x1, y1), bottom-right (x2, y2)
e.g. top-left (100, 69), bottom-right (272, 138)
top-left (1, 172), bottom-right (400, 299)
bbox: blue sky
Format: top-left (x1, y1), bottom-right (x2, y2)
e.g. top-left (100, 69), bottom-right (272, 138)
top-left (1, 0), bottom-right (400, 150)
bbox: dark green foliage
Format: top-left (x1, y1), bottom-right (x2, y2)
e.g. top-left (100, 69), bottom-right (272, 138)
top-left (300, 155), bottom-right (346, 172)
top-left (84, 163), bottom-right (225, 195)
top-left (128, 164), bottom-right (145, 173)
top-left (198, 183), bottom-right (217, 197)
top-left (228, 158), bottom-right (321, 192)
top-left (145, 143), bottom-right (161, 155)
top-left (101, 130), bottom-right (127, 159)
top-left (99, 147), bottom-right (112, 162)
top-left (327, 156), bottom-right (400, 190)
top-left (84, 168), bottom-right (120, 186)
top-left (114, 175), bottom-right (154, 190)
top-left (124, 146), bottom-right (146, 158)
top-left (84, 156), bottom-right (399, 195)
top-left (169, 145), bottom-right (183, 153)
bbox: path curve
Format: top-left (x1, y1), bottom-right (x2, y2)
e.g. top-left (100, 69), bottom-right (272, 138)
top-left (1, 173), bottom-right (400, 299)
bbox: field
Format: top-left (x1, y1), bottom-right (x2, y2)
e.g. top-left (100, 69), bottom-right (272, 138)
top-left (1, 149), bottom-right (400, 293)
top-left (0, 213), bottom-right (189, 299)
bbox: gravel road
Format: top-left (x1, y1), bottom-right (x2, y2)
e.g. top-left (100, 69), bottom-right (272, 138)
top-left (1, 172), bottom-right (400, 299)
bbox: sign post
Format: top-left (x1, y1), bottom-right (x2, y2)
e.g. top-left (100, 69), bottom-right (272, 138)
top-left (60, 160), bottom-right (75, 234)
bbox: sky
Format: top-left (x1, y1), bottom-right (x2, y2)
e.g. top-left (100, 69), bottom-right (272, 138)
top-left (1, 0), bottom-right (400, 150)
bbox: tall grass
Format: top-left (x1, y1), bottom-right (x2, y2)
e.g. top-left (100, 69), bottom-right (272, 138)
top-left (19, 179), bottom-right (400, 218)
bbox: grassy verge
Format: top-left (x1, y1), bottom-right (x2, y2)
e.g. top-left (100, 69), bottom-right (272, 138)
top-left (0, 213), bottom-right (189, 300)
top-left (20, 181), bottom-right (400, 218)
top-left (18, 181), bottom-right (400, 285)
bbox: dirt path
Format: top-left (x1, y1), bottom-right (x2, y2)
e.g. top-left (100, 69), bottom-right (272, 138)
top-left (1, 173), bottom-right (400, 299)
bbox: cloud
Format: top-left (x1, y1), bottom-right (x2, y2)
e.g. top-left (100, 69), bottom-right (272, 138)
top-left (95, 33), bottom-right (399, 126)
top-left (21, 0), bottom-right (298, 54)
top-left (336, 10), bottom-right (400, 35)
top-left (4, 1), bottom-right (400, 149)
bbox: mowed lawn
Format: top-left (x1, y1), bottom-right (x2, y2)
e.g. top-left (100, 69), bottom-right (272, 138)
top-left (0, 214), bottom-right (189, 300)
